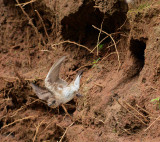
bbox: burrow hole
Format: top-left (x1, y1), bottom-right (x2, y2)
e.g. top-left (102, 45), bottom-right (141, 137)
top-left (129, 38), bottom-right (147, 75)
top-left (61, 1), bottom-right (128, 56)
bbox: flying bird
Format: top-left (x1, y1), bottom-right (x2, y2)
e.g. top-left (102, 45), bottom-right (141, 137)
top-left (31, 56), bottom-right (83, 108)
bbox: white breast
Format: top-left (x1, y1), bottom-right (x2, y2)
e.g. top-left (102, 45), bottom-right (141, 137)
top-left (61, 85), bottom-right (79, 104)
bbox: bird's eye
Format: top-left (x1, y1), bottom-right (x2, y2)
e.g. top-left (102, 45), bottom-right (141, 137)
top-left (48, 100), bottom-right (56, 107)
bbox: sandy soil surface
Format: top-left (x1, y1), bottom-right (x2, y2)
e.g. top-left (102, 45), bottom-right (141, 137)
top-left (0, 0), bottom-right (160, 141)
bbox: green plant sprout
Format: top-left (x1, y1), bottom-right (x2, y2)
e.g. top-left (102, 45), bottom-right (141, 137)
top-left (151, 97), bottom-right (160, 109)
top-left (98, 44), bottom-right (104, 51)
top-left (92, 57), bottom-right (101, 68)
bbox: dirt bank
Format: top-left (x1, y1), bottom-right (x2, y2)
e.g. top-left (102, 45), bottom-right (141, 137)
top-left (0, 0), bottom-right (160, 141)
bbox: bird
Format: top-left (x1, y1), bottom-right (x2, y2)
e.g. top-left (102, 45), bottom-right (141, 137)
top-left (30, 56), bottom-right (83, 109)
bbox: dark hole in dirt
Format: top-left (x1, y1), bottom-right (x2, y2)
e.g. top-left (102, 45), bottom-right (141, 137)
top-left (22, 99), bottom-right (27, 104)
top-left (59, 99), bottom-right (76, 115)
top-left (132, 125), bottom-right (143, 133)
top-left (29, 98), bottom-right (76, 115)
top-left (124, 123), bottom-right (142, 134)
top-left (61, 1), bottom-right (127, 52)
top-left (3, 0), bottom-right (16, 6)
top-left (67, 100), bottom-right (76, 114)
top-left (129, 38), bottom-right (146, 75)
top-left (0, 121), bottom-right (3, 129)
top-left (70, 64), bottom-right (80, 71)
top-left (124, 123), bottom-right (130, 130)
top-left (6, 118), bottom-right (12, 125)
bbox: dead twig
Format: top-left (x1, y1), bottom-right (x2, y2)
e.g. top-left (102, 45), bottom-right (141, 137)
top-left (90, 32), bottom-right (122, 54)
top-left (94, 83), bottom-right (104, 88)
top-left (144, 115), bottom-right (160, 132)
top-left (3, 131), bottom-right (15, 141)
top-left (35, 10), bottom-right (50, 43)
top-left (1, 116), bottom-right (35, 129)
top-left (62, 104), bottom-right (73, 121)
top-left (136, 104), bottom-right (153, 116)
top-left (105, 40), bottom-right (121, 50)
top-left (90, 35), bottom-right (109, 53)
top-left (96, 19), bottom-right (104, 56)
top-left (100, 52), bottom-right (118, 63)
top-left (75, 64), bottom-right (92, 72)
top-left (33, 119), bottom-right (46, 142)
top-left (92, 25), bottom-right (121, 71)
top-left (15, 0), bottom-right (36, 7)
top-left (59, 122), bottom-right (74, 142)
top-left (123, 128), bottom-right (132, 135)
top-left (93, 116), bottom-right (105, 124)
top-left (52, 40), bottom-right (91, 52)
top-left (29, 96), bottom-right (48, 106)
top-left (40, 50), bottom-right (50, 52)
top-left (117, 18), bottom-right (127, 31)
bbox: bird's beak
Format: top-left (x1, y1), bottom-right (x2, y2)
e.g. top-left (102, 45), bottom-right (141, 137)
top-left (76, 93), bottom-right (83, 97)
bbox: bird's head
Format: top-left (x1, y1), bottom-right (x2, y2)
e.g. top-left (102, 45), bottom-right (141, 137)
top-left (47, 97), bottom-right (60, 108)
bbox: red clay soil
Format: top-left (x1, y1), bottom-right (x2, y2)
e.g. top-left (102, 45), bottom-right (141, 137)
top-left (0, 0), bottom-right (160, 142)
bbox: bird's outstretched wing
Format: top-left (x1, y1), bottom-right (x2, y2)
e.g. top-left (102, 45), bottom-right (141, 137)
top-left (30, 83), bottom-right (53, 101)
top-left (45, 56), bottom-right (68, 90)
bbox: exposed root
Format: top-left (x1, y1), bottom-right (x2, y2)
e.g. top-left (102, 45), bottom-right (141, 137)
top-left (35, 10), bottom-right (50, 43)
top-left (33, 119), bottom-right (46, 142)
top-left (94, 83), bottom-right (104, 88)
top-left (96, 18), bottom-right (104, 56)
top-left (136, 104), bottom-right (153, 117)
top-left (1, 116), bottom-right (35, 130)
top-left (62, 104), bottom-right (73, 121)
top-left (59, 122), bottom-right (74, 142)
top-left (15, 0), bottom-right (37, 7)
top-left (100, 52), bottom-right (118, 63)
top-left (52, 40), bottom-right (91, 52)
top-left (144, 115), bottom-right (160, 132)
top-left (75, 64), bottom-right (92, 72)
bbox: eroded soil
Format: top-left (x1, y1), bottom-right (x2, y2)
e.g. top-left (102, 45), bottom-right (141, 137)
top-left (0, 0), bottom-right (160, 142)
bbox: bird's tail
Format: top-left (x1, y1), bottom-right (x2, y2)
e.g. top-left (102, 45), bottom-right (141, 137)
top-left (74, 70), bottom-right (83, 87)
